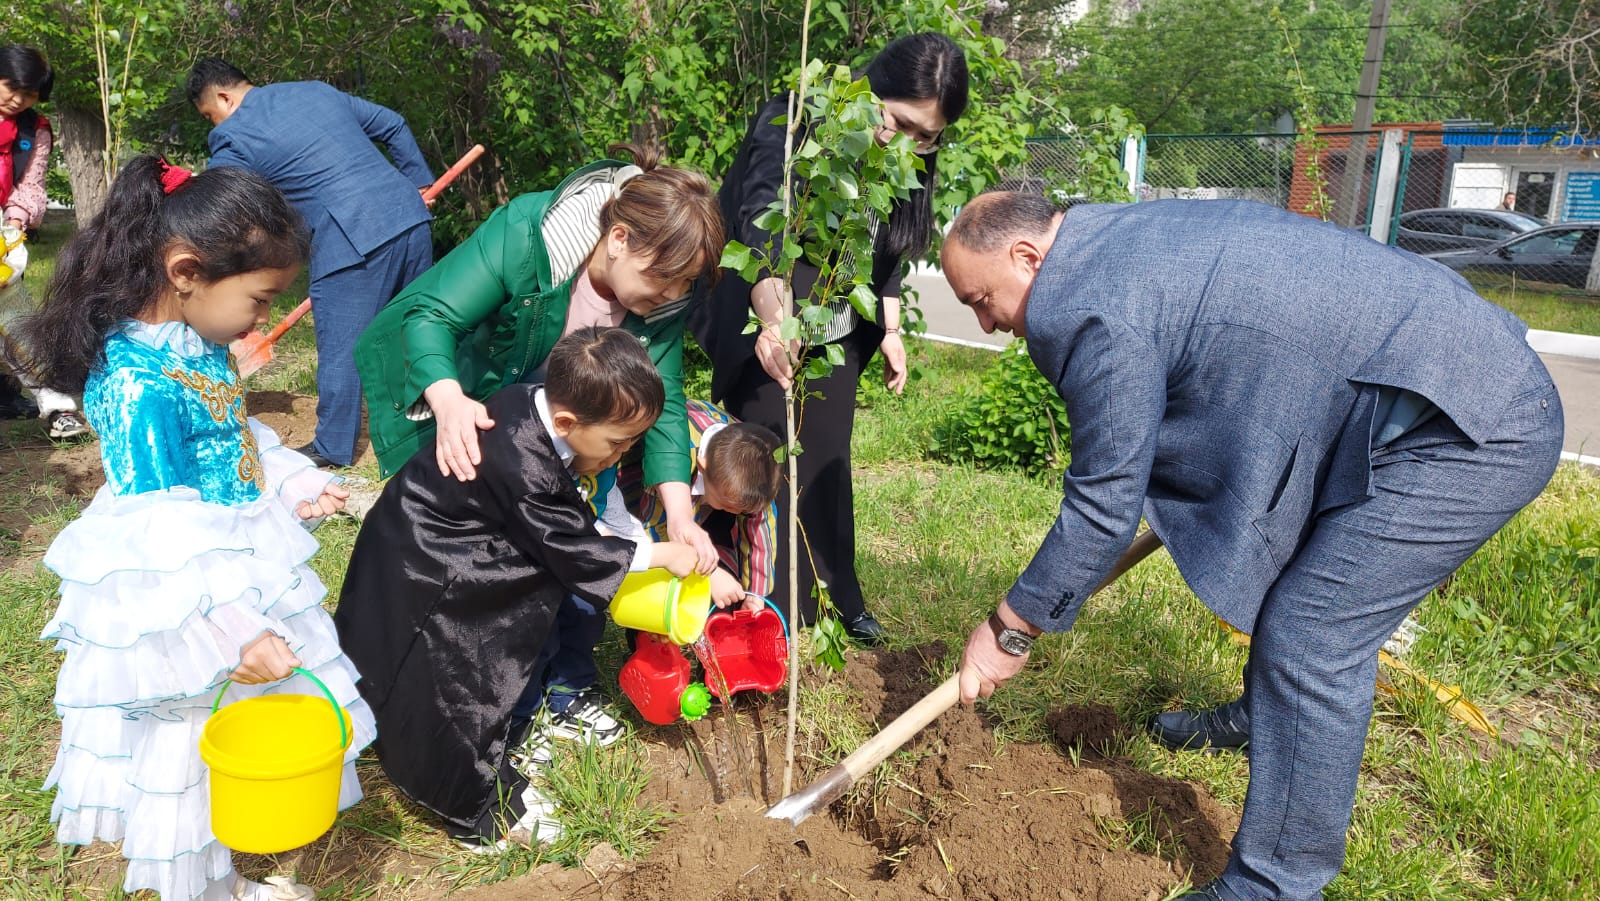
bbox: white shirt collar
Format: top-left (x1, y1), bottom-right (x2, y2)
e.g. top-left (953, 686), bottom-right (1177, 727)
top-left (120, 319), bottom-right (213, 358)
top-left (692, 422), bottom-right (729, 497)
top-left (534, 388), bottom-right (578, 472)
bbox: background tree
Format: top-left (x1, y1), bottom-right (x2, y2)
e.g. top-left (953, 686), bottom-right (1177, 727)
top-left (1451, 0), bottom-right (1598, 134)
top-left (1053, 0), bottom-right (1470, 135)
top-left (10, 0), bottom-right (182, 222)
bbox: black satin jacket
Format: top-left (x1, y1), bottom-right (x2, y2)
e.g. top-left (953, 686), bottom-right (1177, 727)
top-left (333, 384), bottom-right (635, 833)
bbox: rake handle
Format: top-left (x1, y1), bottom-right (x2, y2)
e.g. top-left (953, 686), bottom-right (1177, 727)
top-left (252, 145), bottom-right (486, 348)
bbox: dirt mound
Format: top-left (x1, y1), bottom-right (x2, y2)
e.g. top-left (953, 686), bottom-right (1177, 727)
top-left (483, 646), bottom-right (1237, 899)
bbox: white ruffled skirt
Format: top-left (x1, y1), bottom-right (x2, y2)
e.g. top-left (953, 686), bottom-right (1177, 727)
top-left (40, 486), bottom-right (377, 901)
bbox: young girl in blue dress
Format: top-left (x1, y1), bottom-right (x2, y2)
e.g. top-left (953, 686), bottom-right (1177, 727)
top-left (24, 156), bottom-right (377, 901)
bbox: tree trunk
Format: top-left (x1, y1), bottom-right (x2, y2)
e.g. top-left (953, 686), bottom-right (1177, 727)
top-left (627, 0), bottom-right (668, 148)
top-left (54, 103), bottom-right (110, 226)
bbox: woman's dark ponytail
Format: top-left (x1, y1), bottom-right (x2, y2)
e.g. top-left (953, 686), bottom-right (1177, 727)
top-left (24, 156), bottom-right (307, 393)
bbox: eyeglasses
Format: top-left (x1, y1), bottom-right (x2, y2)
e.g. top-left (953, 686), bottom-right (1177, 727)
top-left (879, 106), bottom-right (943, 154)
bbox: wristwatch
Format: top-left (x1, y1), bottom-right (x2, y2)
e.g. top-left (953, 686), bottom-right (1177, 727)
top-left (988, 611), bottom-right (1036, 657)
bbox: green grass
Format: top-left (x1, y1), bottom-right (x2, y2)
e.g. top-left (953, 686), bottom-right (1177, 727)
top-left (1475, 282), bottom-right (1600, 337)
top-left (4, 224), bottom-right (1600, 898)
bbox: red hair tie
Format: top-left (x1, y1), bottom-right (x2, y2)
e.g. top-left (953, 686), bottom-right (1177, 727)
top-left (158, 160), bottom-right (193, 195)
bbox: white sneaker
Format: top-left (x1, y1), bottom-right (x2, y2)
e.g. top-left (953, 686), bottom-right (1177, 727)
top-left (47, 410), bottom-right (89, 439)
top-left (509, 728), bottom-right (555, 779)
top-left (232, 875), bottom-right (316, 901)
top-left (540, 688), bottom-right (625, 747)
top-left (454, 783), bottom-right (564, 854)
top-left (507, 782), bottom-right (564, 845)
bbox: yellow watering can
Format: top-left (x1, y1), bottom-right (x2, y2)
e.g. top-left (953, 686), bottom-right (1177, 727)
top-left (609, 570), bottom-right (713, 645)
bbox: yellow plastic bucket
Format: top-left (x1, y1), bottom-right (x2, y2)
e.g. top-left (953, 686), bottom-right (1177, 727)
top-left (200, 667), bottom-right (351, 854)
top-left (610, 570), bottom-right (712, 644)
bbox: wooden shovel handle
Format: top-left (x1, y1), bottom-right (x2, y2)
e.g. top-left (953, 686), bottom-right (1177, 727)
top-left (847, 529), bottom-right (1164, 781)
top-left (767, 530), bottom-right (1167, 824)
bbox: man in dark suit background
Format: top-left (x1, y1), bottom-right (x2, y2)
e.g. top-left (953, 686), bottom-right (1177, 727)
top-left (187, 58), bottom-right (434, 467)
top-left (942, 192), bottom-right (1563, 900)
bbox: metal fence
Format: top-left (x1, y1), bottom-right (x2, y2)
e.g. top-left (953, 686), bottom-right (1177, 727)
top-left (1389, 130), bottom-right (1600, 295)
top-left (1141, 134), bottom-right (1298, 209)
top-left (1014, 128), bottom-right (1600, 294)
top-left (1003, 135), bottom-right (1094, 196)
top-left (1141, 131), bottom-right (1384, 229)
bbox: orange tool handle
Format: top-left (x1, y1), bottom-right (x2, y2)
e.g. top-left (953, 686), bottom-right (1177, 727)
top-left (265, 145), bottom-right (486, 338)
top-left (423, 144), bottom-right (485, 202)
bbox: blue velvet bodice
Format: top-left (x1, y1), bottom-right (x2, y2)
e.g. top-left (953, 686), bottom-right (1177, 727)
top-left (83, 320), bottom-right (264, 505)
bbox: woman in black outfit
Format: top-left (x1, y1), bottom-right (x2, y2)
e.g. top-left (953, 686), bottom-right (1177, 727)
top-left (692, 33), bottom-right (969, 645)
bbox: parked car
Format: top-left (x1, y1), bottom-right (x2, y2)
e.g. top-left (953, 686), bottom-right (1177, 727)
top-left (1395, 207), bottom-right (1547, 254)
top-left (1424, 222), bottom-right (1599, 290)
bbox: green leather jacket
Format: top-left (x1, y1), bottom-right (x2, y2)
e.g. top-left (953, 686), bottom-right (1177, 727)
top-left (355, 160), bottom-right (691, 480)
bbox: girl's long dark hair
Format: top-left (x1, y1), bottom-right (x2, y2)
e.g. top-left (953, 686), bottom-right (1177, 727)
top-left (865, 33), bottom-right (969, 261)
top-left (25, 156), bottom-right (307, 392)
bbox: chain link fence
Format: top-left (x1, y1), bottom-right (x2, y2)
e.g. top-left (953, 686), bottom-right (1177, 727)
top-left (1390, 129), bottom-right (1600, 295)
top-left (1011, 129), bottom-right (1599, 294)
top-left (1141, 134), bottom-right (1297, 208)
top-left (1003, 135), bottom-right (1094, 197)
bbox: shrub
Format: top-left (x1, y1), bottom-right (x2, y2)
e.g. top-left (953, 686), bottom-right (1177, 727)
top-left (931, 341), bottom-right (1069, 471)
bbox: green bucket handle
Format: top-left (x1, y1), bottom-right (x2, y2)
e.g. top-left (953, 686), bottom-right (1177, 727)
top-left (663, 576), bottom-right (684, 637)
top-left (211, 665), bottom-right (350, 750)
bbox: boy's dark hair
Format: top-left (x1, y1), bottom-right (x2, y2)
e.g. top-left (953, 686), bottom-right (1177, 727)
top-left (185, 57), bottom-right (251, 106)
top-left (25, 156), bottom-right (308, 392)
top-left (0, 46), bottom-right (53, 102)
top-left (545, 326), bottom-right (665, 426)
top-left (703, 422), bottom-right (782, 513)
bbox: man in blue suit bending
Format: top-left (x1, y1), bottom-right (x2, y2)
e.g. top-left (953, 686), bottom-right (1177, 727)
top-left (942, 192), bottom-right (1562, 900)
top-left (186, 58), bottom-right (434, 467)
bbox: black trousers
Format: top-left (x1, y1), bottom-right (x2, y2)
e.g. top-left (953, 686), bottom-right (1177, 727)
top-left (721, 328), bottom-right (874, 625)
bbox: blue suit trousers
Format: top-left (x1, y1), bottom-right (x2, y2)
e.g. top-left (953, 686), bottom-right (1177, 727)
top-left (308, 222), bottom-right (432, 465)
top-left (1220, 368), bottom-right (1563, 899)
top-left (513, 593), bottom-right (605, 722)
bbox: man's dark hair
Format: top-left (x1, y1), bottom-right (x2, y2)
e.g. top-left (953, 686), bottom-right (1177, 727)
top-left (545, 326), bottom-right (665, 426)
top-left (185, 57), bottom-right (251, 106)
top-left (0, 46), bottom-right (53, 102)
top-left (947, 191), bottom-right (1062, 253)
top-left (703, 422), bottom-right (782, 513)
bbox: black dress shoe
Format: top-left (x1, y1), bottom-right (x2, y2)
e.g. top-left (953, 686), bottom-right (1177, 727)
top-left (1172, 883), bottom-right (1242, 901)
top-left (291, 442), bottom-right (338, 470)
top-left (1148, 696), bottom-right (1251, 751)
top-left (0, 386), bottom-right (38, 420)
top-left (843, 612), bottom-right (886, 646)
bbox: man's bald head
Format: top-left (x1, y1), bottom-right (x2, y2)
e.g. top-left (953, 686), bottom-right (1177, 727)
top-left (940, 192), bottom-right (1065, 339)
top-left (947, 191), bottom-right (1063, 253)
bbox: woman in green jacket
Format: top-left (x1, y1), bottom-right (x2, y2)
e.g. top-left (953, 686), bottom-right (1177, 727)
top-left (356, 144), bottom-right (724, 561)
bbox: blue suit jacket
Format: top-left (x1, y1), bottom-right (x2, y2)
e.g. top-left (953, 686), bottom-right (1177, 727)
top-left (1013, 200), bottom-right (1541, 635)
top-left (207, 81), bottom-right (433, 281)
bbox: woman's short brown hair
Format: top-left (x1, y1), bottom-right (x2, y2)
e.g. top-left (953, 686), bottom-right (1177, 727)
top-left (600, 143), bottom-right (724, 287)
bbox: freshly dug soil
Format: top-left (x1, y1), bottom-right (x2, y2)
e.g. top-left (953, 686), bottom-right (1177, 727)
top-left (477, 646), bottom-right (1239, 900)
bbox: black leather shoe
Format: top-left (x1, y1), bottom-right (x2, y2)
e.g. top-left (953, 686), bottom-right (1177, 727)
top-left (843, 612), bottom-right (886, 647)
top-left (0, 385), bottom-right (38, 420)
top-left (1148, 696), bottom-right (1250, 751)
top-left (1172, 884), bottom-right (1242, 901)
top-left (291, 442), bottom-right (338, 470)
